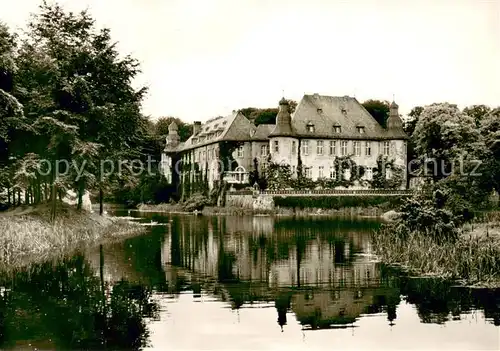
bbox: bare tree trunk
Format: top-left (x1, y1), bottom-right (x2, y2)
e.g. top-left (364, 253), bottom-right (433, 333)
top-left (77, 181), bottom-right (84, 210)
top-left (51, 183), bottom-right (57, 222)
top-left (7, 187), bottom-right (10, 206)
top-left (99, 187), bottom-right (104, 215)
top-left (51, 165), bottom-right (57, 222)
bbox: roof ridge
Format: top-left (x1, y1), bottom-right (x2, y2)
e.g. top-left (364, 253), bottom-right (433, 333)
top-left (218, 110), bottom-right (240, 141)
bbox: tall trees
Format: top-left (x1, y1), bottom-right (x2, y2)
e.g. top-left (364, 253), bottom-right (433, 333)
top-left (463, 104), bottom-right (491, 128)
top-left (155, 117), bottom-right (192, 142)
top-left (412, 103), bottom-right (480, 182)
top-left (0, 3), bottom-right (149, 217)
top-left (239, 99), bottom-right (297, 126)
top-left (479, 108), bottom-right (500, 203)
top-left (362, 100), bottom-right (390, 128)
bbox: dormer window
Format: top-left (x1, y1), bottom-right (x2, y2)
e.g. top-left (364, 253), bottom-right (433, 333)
top-left (333, 125), bottom-right (342, 133)
top-left (306, 122), bottom-right (315, 133)
top-left (192, 138), bottom-right (198, 144)
top-left (357, 126), bottom-right (365, 134)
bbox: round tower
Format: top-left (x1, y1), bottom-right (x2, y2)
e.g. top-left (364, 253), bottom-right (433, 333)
top-left (386, 100), bottom-right (408, 189)
top-left (165, 121), bottom-right (180, 149)
top-left (269, 98), bottom-right (298, 172)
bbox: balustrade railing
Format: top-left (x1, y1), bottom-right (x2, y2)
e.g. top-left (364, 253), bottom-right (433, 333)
top-left (227, 188), bottom-right (413, 196)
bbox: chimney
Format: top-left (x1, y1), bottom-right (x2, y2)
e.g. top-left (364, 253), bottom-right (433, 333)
top-left (193, 121), bottom-right (201, 135)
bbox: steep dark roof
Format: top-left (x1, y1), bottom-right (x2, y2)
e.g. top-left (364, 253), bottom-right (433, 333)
top-left (252, 124), bottom-right (274, 140)
top-left (292, 94), bottom-right (408, 140)
top-left (175, 111), bottom-right (256, 152)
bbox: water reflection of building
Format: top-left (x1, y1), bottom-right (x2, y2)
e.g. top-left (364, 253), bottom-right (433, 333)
top-left (162, 216), bottom-right (379, 289)
top-left (160, 215), bottom-right (392, 329)
top-left (157, 215), bottom-right (500, 330)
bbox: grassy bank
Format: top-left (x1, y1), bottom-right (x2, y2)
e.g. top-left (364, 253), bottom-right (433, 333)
top-left (373, 222), bottom-right (500, 286)
top-left (0, 203), bottom-right (146, 270)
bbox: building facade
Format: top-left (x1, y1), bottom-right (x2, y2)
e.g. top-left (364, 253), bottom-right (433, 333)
top-left (161, 94), bottom-right (408, 190)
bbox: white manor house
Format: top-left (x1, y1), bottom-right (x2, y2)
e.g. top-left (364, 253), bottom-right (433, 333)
top-left (161, 93), bottom-right (408, 190)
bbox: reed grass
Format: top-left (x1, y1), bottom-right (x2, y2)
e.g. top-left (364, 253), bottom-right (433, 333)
top-left (373, 224), bottom-right (500, 286)
top-left (0, 205), bottom-right (145, 270)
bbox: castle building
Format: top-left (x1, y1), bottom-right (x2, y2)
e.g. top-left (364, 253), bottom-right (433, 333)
top-left (161, 94), bottom-right (408, 190)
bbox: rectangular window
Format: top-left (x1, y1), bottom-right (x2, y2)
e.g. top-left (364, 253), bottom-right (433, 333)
top-left (318, 166), bottom-right (324, 178)
top-left (302, 140), bottom-right (309, 156)
top-left (274, 140), bottom-right (279, 153)
top-left (305, 167), bottom-right (312, 178)
top-left (202, 150), bottom-right (206, 160)
top-left (329, 141), bottom-right (336, 156)
top-left (329, 166), bottom-right (336, 179)
top-left (365, 141), bottom-right (371, 156)
top-left (292, 141), bottom-right (297, 155)
top-left (353, 141), bottom-right (361, 156)
top-left (383, 141), bottom-right (390, 156)
top-left (341, 141), bottom-right (348, 156)
top-left (317, 140), bottom-right (324, 155)
top-left (260, 144), bottom-right (268, 157)
top-left (237, 146), bottom-right (244, 158)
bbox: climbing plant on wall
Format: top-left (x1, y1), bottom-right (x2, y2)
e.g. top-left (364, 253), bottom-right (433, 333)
top-left (262, 155), bottom-right (368, 190)
top-left (213, 141), bottom-right (243, 205)
top-left (370, 155), bottom-right (405, 189)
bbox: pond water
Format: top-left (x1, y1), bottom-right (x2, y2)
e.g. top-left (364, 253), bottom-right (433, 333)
top-left (0, 212), bottom-right (499, 350)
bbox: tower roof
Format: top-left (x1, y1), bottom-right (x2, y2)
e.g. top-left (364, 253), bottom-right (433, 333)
top-left (270, 98), bottom-right (295, 137)
top-left (168, 121), bottom-right (178, 131)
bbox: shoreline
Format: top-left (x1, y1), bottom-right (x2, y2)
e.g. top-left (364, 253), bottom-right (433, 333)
top-left (0, 203), bottom-right (147, 271)
top-left (135, 203), bottom-right (391, 218)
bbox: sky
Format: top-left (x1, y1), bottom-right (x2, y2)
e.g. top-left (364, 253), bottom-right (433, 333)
top-left (3, 0), bottom-right (500, 121)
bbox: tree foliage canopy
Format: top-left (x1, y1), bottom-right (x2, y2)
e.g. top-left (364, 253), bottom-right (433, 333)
top-left (0, 3), bottom-right (154, 215)
top-left (362, 99), bottom-right (390, 128)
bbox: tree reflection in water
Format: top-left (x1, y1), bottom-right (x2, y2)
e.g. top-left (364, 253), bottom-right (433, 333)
top-left (1, 214), bottom-right (497, 348)
top-left (0, 248), bottom-right (159, 350)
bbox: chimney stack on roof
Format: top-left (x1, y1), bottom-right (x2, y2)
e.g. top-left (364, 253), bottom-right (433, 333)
top-left (193, 121), bottom-right (201, 135)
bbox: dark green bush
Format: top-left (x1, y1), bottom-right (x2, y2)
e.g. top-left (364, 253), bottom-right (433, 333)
top-left (273, 195), bottom-right (406, 210)
top-left (182, 193), bottom-right (209, 212)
